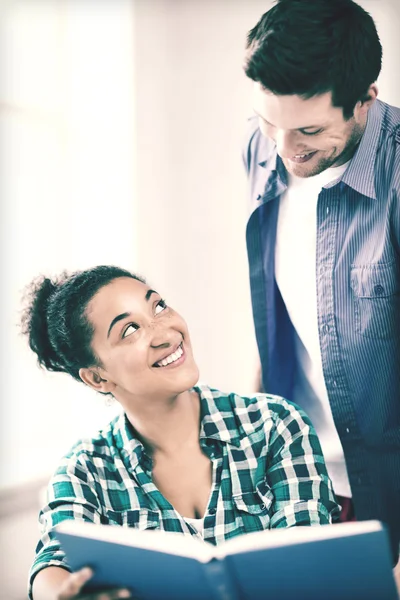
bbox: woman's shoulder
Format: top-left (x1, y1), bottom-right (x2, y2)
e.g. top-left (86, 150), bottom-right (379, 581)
top-left (55, 412), bottom-right (126, 473)
top-left (196, 383), bottom-right (312, 436)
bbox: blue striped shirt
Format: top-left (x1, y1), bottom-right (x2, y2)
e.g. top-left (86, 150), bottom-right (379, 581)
top-left (243, 98), bottom-right (400, 558)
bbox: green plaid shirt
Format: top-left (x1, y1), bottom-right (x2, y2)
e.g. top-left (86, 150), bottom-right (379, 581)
top-left (29, 384), bottom-right (339, 596)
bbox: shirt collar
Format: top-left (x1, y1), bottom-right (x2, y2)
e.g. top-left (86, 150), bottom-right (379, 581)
top-left (113, 411), bottom-right (144, 471)
top-left (256, 99), bottom-right (383, 203)
top-left (341, 99), bottom-right (382, 200)
top-left (196, 383), bottom-right (241, 447)
top-left (256, 150), bottom-right (288, 206)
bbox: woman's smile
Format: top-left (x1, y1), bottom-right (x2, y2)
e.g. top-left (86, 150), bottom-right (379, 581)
top-left (153, 342), bottom-right (185, 368)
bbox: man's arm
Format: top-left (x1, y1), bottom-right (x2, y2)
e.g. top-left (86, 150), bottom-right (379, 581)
top-left (393, 560), bottom-right (400, 599)
top-left (252, 359), bottom-right (264, 393)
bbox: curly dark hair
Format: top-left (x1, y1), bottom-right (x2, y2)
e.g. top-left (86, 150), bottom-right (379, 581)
top-left (21, 265), bottom-right (145, 382)
top-left (244, 0), bottom-right (382, 120)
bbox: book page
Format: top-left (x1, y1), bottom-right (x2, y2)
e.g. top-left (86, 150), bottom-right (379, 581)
top-left (56, 520), bottom-right (215, 563)
top-left (212, 520), bottom-right (383, 559)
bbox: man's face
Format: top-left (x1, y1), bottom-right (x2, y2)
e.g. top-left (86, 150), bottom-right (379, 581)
top-left (252, 83), bottom-right (366, 178)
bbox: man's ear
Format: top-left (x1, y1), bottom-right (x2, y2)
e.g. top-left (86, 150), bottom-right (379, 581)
top-left (355, 83), bottom-right (378, 117)
top-left (79, 367), bottom-right (116, 394)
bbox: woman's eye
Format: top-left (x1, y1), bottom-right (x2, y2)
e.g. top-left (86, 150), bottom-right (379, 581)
top-left (122, 323), bottom-right (139, 338)
top-left (155, 299), bottom-right (167, 315)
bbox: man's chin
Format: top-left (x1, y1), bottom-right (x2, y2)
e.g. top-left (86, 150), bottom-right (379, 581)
top-left (283, 154), bottom-right (335, 178)
top-left (283, 158), bottom-right (319, 178)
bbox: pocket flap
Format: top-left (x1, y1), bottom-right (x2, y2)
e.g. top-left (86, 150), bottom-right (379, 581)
top-left (232, 484), bottom-right (273, 515)
top-left (106, 508), bottom-right (160, 529)
top-left (350, 262), bottom-right (399, 298)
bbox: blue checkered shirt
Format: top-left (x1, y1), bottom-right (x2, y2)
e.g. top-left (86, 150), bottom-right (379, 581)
top-left (29, 384), bottom-right (339, 596)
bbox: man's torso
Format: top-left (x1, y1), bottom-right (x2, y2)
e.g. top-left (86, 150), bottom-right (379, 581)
top-left (243, 98), bottom-right (400, 553)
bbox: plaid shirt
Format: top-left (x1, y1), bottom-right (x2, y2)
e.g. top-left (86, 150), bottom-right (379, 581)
top-left (29, 384), bottom-right (339, 596)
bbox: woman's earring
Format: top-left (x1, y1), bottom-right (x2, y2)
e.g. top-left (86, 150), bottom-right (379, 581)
top-left (105, 395), bottom-right (115, 407)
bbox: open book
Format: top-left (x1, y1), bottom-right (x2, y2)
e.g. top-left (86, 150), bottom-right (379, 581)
top-left (56, 519), bottom-right (397, 600)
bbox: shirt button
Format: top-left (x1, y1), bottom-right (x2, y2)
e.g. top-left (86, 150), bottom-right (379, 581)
top-left (332, 380), bottom-right (337, 388)
top-left (209, 507), bottom-right (216, 515)
top-left (345, 427), bottom-right (351, 434)
top-left (374, 284), bottom-right (384, 296)
top-left (322, 324), bottom-right (330, 335)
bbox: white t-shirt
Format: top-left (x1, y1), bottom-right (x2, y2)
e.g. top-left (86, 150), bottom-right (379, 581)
top-left (275, 161), bottom-right (352, 498)
top-left (185, 516), bottom-right (204, 537)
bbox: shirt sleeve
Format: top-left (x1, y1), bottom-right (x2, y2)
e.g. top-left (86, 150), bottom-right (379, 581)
top-left (393, 137), bottom-right (400, 252)
top-left (241, 116), bottom-right (260, 176)
top-left (265, 397), bottom-right (341, 528)
top-left (28, 453), bottom-right (102, 599)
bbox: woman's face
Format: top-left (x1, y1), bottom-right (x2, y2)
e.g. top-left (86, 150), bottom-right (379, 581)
top-left (83, 277), bottom-right (199, 401)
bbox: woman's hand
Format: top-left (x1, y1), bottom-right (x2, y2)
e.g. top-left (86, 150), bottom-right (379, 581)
top-left (57, 567), bottom-right (131, 600)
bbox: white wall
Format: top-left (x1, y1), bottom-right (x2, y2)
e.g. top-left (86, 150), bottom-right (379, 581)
top-left (0, 0), bottom-right (136, 488)
top-left (361, 0), bottom-right (400, 103)
top-left (133, 0), bottom-right (267, 399)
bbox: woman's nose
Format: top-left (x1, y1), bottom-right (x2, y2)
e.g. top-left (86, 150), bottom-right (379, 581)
top-left (148, 323), bottom-right (175, 349)
top-left (150, 339), bottom-right (171, 350)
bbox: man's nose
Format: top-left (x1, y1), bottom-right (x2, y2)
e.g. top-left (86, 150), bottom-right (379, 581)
top-left (275, 129), bottom-right (299, 158)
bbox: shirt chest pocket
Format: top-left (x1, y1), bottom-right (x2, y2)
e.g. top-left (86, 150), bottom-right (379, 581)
top-left (105, 508), bottom-right (160, 530)
top-left (350, 262), bottom-right (400, 340)
top-left (232, 480), bottom-right (274, 533)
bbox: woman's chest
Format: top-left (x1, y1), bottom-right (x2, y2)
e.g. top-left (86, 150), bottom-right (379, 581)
top-left (152, 446), bottom-right (212, 518)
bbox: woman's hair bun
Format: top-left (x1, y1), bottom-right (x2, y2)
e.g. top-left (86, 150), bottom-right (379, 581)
top-left (21, 265), bottom-right (145, 382)
top-left (21, 275), bottom-right (64, 372)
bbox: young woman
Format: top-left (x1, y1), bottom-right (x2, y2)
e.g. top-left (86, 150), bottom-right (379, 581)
top-left (22, 265), bottom-right (339, 600)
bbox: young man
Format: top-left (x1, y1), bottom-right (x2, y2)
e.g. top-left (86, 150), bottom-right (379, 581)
top-left (242, 0), bottom-right (400, 560)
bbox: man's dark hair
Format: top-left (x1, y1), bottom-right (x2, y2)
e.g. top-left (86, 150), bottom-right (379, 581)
top-left (21, 265), bottom-right (145, 383)
top-left (244, 0), bottom-right (382, 119)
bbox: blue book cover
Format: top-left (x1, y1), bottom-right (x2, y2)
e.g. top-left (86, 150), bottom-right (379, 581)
top-left (56, 519), bottom-right (397, 600)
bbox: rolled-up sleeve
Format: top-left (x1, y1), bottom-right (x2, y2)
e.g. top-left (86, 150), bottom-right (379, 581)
top-left (28, 454), bottom-right (101, 599)
top-left (266, 398), bottom-right (340, 528)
